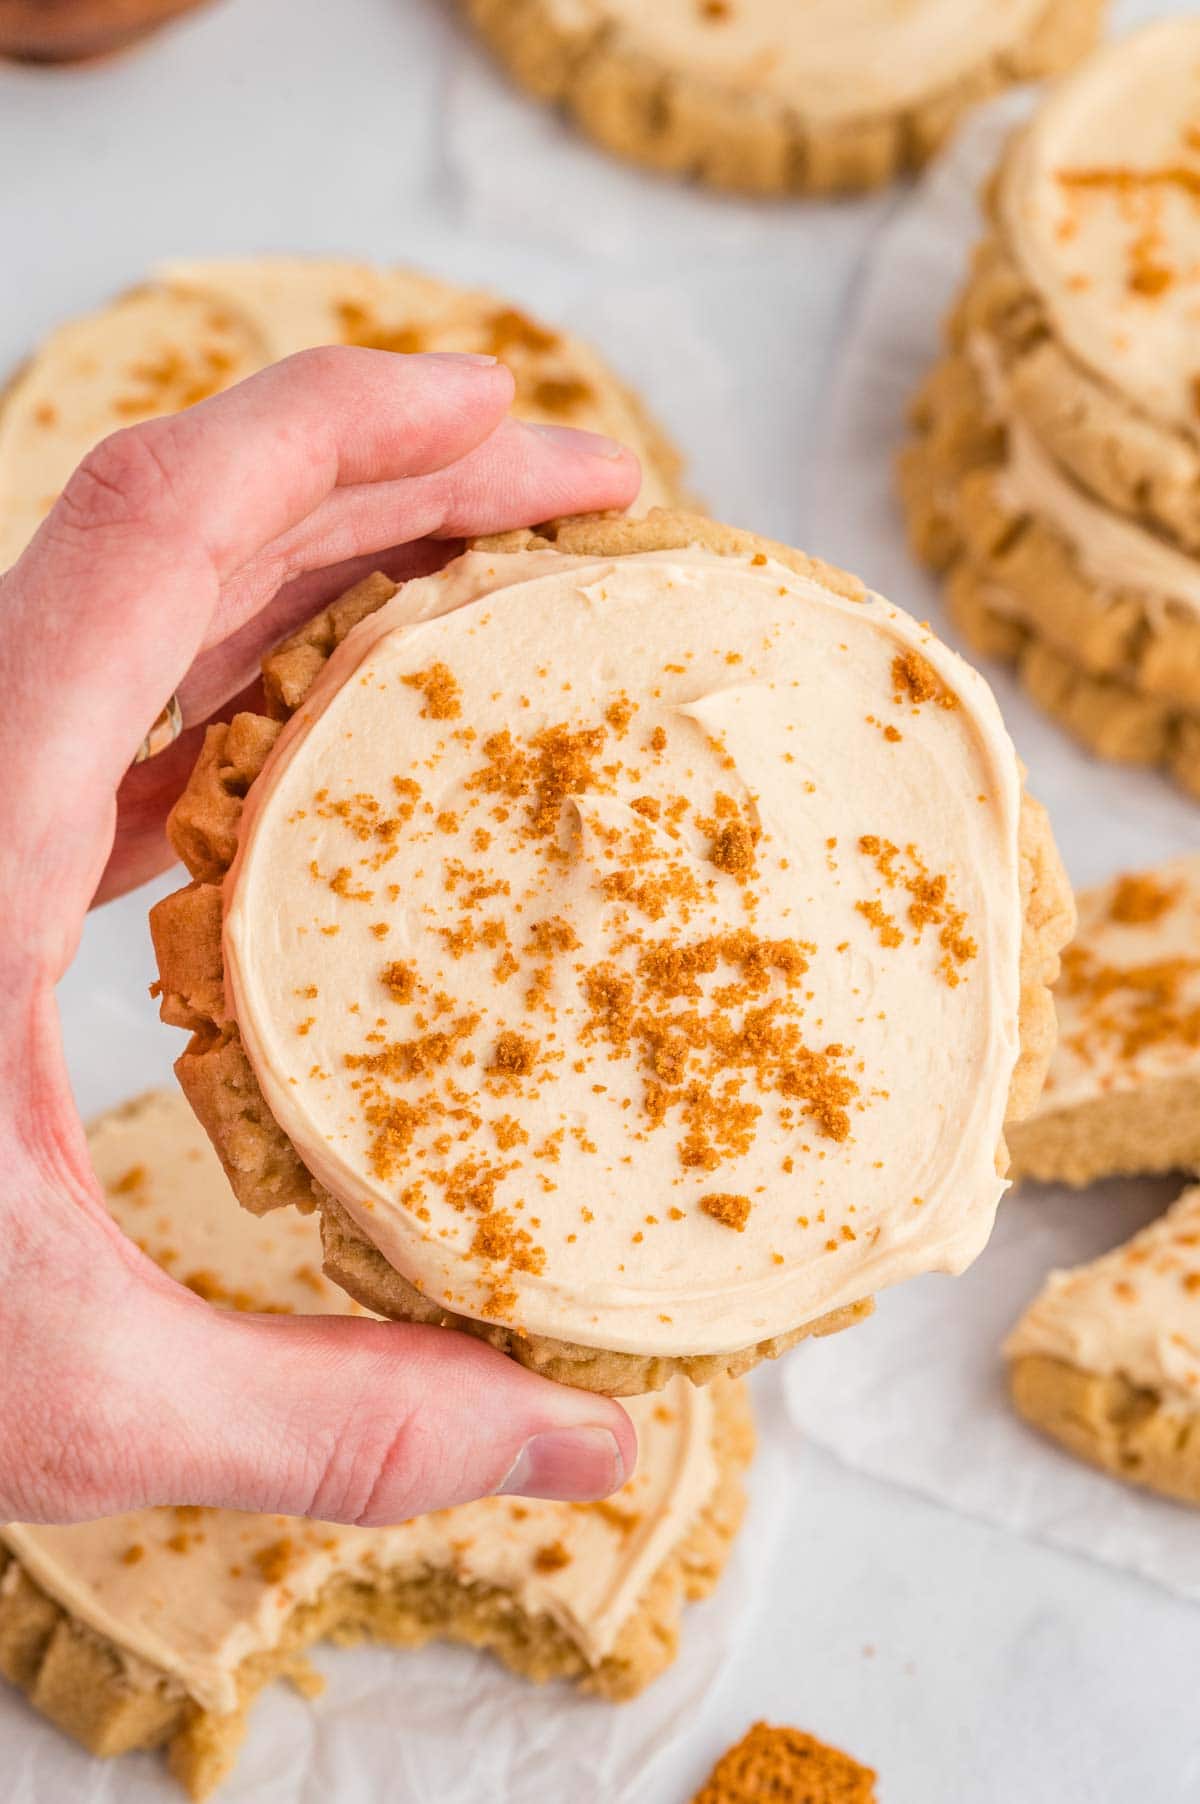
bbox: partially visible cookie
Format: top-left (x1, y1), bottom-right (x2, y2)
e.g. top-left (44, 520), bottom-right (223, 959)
top-left (1008, 854), bottom-right (1200, 1188)
top-left (1006, 1183), bottom-right (1200, 1506)
top-left (691, 1720), bottom-right (877, 1803)
top-left (0, 1090), bottom-right (754, 1800)
top-left (900, 21), bottom-right (1200, 794)
top-left (0, 257), bottom-right (684, 572)
top-left (461, 0), bottom-right (1103, 196)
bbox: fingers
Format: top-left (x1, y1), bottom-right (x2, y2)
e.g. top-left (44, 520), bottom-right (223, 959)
top-left (187, 1305), bottom-right (636, 1524)
top-left (13, 1269), bottom-right (637, 1525)
top-left (98, 415), bottom-right (639, 905)
top-left (220, 415), bottom-right (638, 628)
top-left (0, 353), bottom-right (507, 836)
top-left (1, 947), bottom-right (636, 1530)
top-left (52, 348), bottom-right (517, 587)
top-left (0, 347), bottom-right (640, 966)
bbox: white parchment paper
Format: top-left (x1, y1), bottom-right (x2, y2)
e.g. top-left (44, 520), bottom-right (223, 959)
top-left (790, 98), bottom-right (1200, 1600)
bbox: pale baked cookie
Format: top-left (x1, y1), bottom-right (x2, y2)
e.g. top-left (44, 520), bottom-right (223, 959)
top-left (1008, 855), bottom-right (1200, 1188)
top-left (460, 0), bottom-right (1103, 197)
top-left (150, 508), bottom-right (1073, 1395)
top-left (691, 1719), bottom-right (877, 1803)
top-left (0, 1090), bottom-right (754, 1800)
top-left (901, 22), bottom-right (1200, 795)
top-left (0, 257), bottom-right (683, 572)
top-left (1006, 1183), bottom-right (1200, 1506)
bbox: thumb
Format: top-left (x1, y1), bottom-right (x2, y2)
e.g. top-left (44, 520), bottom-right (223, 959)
top-left (101, 1286), bottom-right (638, 1526)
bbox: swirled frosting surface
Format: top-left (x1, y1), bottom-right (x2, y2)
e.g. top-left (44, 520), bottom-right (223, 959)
top-left (225, 544), bottom-right (1024, 1356)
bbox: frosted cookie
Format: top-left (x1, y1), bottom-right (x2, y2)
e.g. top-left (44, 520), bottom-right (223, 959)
top-left (151, 508), bottom-right (1073, 1396)
top-left (691, 1720), bottom-right (877, 1803)
top-left (461, 0), bottom-right (1103, 197)
top-left (0, 1090), bottom-right (753, 1800)
top-left (0, 257), bottom-right (682, 572)
top-left (901, 22), bottom-right (1200, 793)
top-left (0, 0), bottom-right (210, 61)
top-left (1006, 1183), bottom-right (1200, 1506)
top-left (1008, 856), bottom-right (1200, 1188)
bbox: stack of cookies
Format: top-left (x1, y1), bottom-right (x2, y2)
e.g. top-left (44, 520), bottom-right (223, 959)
top-left (1004, 851), bottom-right (1200, 1508)
top-left (902, 19), bottom-right (1200, 797)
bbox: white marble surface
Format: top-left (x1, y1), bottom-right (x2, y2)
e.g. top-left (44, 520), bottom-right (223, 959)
top-left (2, 0), bottom-right (1199, 1799)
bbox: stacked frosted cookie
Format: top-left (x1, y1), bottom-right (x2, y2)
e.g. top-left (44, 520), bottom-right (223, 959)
top-left (152, 508), bottom-right (1073, 1395)
top-left (1009, 854), bottom-right (1200, 1188)
top-left (902, 20), bottom-right (1200, 796)
top-left (0, 1092), bottom-right (753, 1799)
top-left (1004, 852), bottom-right (1200, 1504)
top-left (462, 0), bottom-right (1103, 196)
top-left (1007, 1187), bottom-right (1200, 1508)
top-left (0, 257), bottom-right (682, 572)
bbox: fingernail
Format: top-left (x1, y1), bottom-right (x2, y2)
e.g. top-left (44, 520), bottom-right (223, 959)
top-left (496, 1426), bottom-right (625, 1501)
top-left (525, 420), bottom-right (629, 460)
top-left (419, 352), bottom-right (499, 367)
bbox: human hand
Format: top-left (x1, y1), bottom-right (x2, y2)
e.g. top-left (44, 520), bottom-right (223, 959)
top-left (0, 346), bottom-right (639, 1525)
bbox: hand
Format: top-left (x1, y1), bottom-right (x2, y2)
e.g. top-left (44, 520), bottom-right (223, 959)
top-left (0, 347), bottom-right (640, 1526)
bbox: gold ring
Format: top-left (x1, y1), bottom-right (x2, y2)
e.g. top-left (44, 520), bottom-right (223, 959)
top-left (134, 693), bottom-right (184, 763)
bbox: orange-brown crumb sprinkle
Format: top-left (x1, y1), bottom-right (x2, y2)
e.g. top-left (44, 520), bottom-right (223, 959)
top-left (700, 1192), bottom-right (752, 1231)
top-left (253, 1539), bottom-right (298, 1585)
top-left (892, 650), bottom-right (958, 711)
top-left (402, 662), bottom-right (462, 720)
top-left (856, 899), bottom-right (903, 949)
top-left (859, 835), bottom-right (976, 985)
top-left (533, 1539), bottom-right (572, 1572)
top-left (1109, 872), bottom-right (1179, 927)
top-left (489, 1031), bottom-right (538, 1077)
top-left (1060, 946), bottom-right (1200, 1066)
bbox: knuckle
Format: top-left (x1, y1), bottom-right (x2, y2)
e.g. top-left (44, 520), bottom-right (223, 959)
top-left (287, 343), bottom-right (349, 386)
top-left (306, 1405), bottom-right (426, 1526)
top-left (56, 424), bottom-right (179, 540)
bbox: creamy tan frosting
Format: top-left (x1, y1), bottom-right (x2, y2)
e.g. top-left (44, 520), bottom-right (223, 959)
top-left (0, 1091), bottom-right (720, 1714)
top-left (1029, 854), bottom-right (1200, 1119)
top-left (1006, 1183), bottom-right (1200, 1410)
top-left (225, 543), bottom-right (1024, 1357)
top-left (0, 258), bottom-right (675, 572)
top-left (1000, 19), bottom-right (1200, 438)
top-left (559, 0), bottom-right (1048, 122)
top-left (969, 333), bottom-right (1200, 622)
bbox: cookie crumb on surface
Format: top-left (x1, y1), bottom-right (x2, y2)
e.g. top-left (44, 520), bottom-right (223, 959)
top-left (690, 1720), bottom-right (877, 1803)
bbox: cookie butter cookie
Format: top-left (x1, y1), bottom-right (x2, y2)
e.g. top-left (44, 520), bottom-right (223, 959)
top-left (460, 0), bottom-right (1103, 196)
top-left (1007, 1183), bottom-right (1200, 1507)
top-left (0, 1091), bottom-right (753, 1800)
top-left (151, 509), bottom-right (1073, 1396)
top-left (0, 257), bottom-right (682, 574)
top-left (1008, 855), bottom-right (1200, 1188)
top-left (901, 21), bottom-right (1200, 794)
